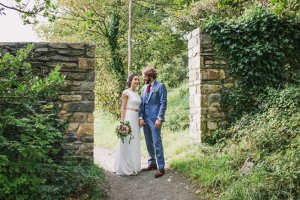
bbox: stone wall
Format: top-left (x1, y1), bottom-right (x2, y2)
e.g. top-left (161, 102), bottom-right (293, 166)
top-left (0, 42), bottom-right (95, 160)
top-left (188, 28), bottom-right (233, 142)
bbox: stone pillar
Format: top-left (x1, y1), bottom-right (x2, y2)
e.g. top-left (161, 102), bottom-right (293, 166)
top-left (188, 29), bottom-right (233, 142)
top-left (188, 28), bottom-right (201, 142)
top-left (0, 42), bottom-right (96, 160)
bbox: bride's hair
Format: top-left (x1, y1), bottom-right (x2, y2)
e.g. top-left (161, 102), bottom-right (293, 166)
top-left (127, 73), bottom-right (139, 88)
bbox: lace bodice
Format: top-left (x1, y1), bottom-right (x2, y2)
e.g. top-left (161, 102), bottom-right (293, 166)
top-left (123, 89), bottom-right (141, 110)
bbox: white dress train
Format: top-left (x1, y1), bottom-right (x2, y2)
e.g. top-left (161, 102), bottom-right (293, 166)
top-left (114, 89), bottom-right (141, 175)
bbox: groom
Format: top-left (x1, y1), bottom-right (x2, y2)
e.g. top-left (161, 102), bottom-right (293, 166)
top-left (139, 67), bottom-right (167, 178)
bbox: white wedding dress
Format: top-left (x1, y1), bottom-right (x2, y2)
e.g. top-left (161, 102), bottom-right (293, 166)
top-left (114, 89), bottom-right (141, 175)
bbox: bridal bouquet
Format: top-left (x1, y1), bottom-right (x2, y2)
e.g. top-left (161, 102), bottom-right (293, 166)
top-left (116, 121), bottom-right (133, 144)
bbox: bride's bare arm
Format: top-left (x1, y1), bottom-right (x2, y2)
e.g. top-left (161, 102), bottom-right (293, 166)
top-left (120, 92), bottom-right (128, 122)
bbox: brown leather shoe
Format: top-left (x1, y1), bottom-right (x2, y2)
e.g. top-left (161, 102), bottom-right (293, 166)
top-left (141, 163), bottom-right (157, 172)
top-left (154, 169), bottom-right (165, 178)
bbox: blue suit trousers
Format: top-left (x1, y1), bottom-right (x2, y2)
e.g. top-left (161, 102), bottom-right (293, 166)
top-left (143, 117), bottom-right (165, 170)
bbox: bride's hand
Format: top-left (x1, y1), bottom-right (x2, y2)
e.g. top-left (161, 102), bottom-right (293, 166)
top-left (139, 119), bottom-right (145, 127)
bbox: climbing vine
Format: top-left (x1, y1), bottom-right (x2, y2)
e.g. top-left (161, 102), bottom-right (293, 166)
top-left (205, 7), bottom-right (300, 122)
top-left (108, 14), bottom-right (126, 88)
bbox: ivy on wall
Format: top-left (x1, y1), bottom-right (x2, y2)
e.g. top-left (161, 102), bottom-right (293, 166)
top-left (205, 7), bottom-right (300, 122)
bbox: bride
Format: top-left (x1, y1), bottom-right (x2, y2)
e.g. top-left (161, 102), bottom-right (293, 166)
top-left (114, 73), bottom-right (141, 175)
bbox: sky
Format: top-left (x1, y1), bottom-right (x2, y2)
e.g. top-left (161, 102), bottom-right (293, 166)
top-left (0, 5), bottom-right (41, 42)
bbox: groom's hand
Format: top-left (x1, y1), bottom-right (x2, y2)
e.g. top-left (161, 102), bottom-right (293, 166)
top-left (155, 119), bottom-right (161, 129)
top-left (139, 119), bottom-right (145, 127)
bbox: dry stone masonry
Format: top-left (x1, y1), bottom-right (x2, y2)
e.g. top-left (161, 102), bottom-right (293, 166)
top-left (0, 42), bottom-right (96, 160)
top-left (187, 28), bottom-right (233, 142)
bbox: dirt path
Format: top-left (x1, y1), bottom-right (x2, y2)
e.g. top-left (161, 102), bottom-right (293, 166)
top-left (94, 146), bottom-right (201, 200)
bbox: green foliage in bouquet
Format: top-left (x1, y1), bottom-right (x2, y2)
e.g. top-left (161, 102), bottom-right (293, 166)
top-left (0, 44), bottom-right (105, 199)
top-left (116, 120), bottom-right (133, 144)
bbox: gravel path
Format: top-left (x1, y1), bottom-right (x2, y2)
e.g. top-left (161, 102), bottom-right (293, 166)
top-left (94, 146), bottom-right (202, 200)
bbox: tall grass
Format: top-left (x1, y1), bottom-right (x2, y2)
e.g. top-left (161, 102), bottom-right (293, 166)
top-left (164, 81), bottom-right (189, 131)
top-left (171, 85), bottom-right (300, 199)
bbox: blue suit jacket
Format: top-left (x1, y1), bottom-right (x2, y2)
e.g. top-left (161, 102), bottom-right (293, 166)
top-left (139, 80), bottom-right (167, 122)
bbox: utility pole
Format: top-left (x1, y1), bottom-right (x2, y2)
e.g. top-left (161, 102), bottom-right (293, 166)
top-left (128, 0), bottom-right (133, 76)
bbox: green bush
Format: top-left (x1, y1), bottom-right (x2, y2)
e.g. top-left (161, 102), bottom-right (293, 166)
top-left (40, 162), bottom-right (106, 199)
top-left (220, 85), bottom-right (300, 199)
top-left (218, 0), bottom-right (300, 18)
top-left (205, 7), bottom-right (300, 123)
top-left (171, 85), bottom-right (300, 199)
top-left (0, 45), bottom-right (105, 199)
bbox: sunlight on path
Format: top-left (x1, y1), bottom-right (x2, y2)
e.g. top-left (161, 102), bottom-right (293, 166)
top-left (94, 146), bottom-right (148, 172)
top-left (94, 146), bottom-right (115, 171)
top-left (94, 146), bottom-right (201, 200)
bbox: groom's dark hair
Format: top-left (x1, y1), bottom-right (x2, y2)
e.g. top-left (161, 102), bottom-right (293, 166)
top-left (127, 73), bottom-right (139, 88)
top-left (143, 67), bottom-right (157, 79)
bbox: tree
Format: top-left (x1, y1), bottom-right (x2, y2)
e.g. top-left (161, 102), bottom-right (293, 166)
top-left (35, 0), bottom-right (128, 115)
top-left (35, 0), bottom-right (188, 115)
top-left (0, 0), bottom-right (57, 24)
top-left (170, 0), bottom-right (300, 34)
